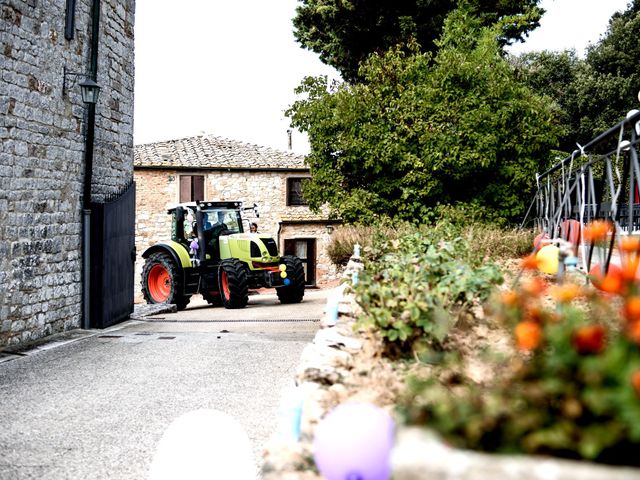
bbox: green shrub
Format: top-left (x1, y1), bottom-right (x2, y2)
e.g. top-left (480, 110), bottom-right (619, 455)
top-left (354, 226), bottom-right (503, 354)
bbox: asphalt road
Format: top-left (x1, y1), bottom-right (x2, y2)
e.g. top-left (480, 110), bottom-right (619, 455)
top-left (0, 289), bottom-right (327, 479)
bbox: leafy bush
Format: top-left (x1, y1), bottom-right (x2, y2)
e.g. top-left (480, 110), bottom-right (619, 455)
top-left (354, 226), bottom-right (503, 354)
top-left (398, 227), bottom-right (640, 465)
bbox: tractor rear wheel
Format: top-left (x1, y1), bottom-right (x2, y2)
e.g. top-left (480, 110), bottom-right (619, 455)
top-left (218, 259), bottom-right (249, 309)
top-left (276, 255), bottom-right (305, 304)
top-left (141, 252), bottom-right (191, 310)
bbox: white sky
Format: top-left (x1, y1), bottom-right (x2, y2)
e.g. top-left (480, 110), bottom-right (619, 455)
top-left (507, 0), bottom-right (630, 56)
top-left (134, 0), bottom-right (632, 153)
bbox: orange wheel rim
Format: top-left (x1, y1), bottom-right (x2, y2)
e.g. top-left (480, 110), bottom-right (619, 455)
top-left (148, 264), bottom-right (171, 302)
top-left (221, 271), bottom-right (230, 299)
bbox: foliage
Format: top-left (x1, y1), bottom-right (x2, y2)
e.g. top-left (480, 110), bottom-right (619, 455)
top-left (398, 226), bottom-right (640, 465)
top-left (288, 9), bottom-right (562, 224)
top-left (354, 224), bottom-right (503, 354)
top-left (458, 223), bottom-right (535, 261)
top-left (292, 0), bottom-right (543, 82)
top-left (513, 1), bottom-right (640, 151)
top-left (326, 225), bottom-right (376, 266)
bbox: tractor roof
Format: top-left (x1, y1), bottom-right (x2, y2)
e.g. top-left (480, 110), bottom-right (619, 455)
top-left (166, 201), bottom-right (243, 214)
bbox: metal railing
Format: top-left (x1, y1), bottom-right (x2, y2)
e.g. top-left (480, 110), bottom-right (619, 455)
top-left (522, 109), bottom-right (640, 270)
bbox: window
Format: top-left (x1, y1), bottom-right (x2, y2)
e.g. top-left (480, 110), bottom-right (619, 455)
top-left (287, 177), bottom-right (309, 206)
top-left (179, 175), bottom-right (205, 202)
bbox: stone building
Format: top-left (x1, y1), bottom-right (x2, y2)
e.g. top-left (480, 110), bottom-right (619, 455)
top-left (134, 135), bottom-right (341, 301)
top-left (1, 0), bottom-right (136, 348)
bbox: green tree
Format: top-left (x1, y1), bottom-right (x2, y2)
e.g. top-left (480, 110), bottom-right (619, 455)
top-left (287, 9), bottom-right (562, 223)
top-left (514, 1), bottom-right (640, 150)
top-left (293, 0), bottom-right (543, 82)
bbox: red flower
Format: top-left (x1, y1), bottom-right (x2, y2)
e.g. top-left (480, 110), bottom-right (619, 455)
top-left (572, 325), bottom-right (607, 355)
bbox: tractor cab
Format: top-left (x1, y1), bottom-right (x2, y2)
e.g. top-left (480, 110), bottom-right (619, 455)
top-left (170, 201), bottom-right (244, 262)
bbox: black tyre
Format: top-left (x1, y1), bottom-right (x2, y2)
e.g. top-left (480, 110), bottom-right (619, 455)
top-left (202, 290), bottom-right (223, 307)
top-left (276, 255), bottom-right (305, 304)
top-left (141, 252), bottom-right (191, 310)
top-left (218, 259), bottom-right (249, 309)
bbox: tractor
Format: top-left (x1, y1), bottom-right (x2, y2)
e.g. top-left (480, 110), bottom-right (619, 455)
top-left (140, 201), bottom-right (305, 309)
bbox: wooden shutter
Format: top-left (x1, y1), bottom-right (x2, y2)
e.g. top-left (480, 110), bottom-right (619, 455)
top-left (179, 176), bottom-right (191, 203)
top-left (193, 175), bottom-right (204, 201)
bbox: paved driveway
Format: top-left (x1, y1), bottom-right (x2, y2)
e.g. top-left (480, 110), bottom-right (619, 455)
top-left (0, 289), bottom-right (328, 479)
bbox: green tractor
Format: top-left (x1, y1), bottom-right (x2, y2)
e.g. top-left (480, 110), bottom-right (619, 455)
top-left (141, 201), bottom-right (305, 310)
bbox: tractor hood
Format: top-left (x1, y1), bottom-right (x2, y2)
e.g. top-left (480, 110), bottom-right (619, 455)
top-left (219, 233), bottom-right (280, 267)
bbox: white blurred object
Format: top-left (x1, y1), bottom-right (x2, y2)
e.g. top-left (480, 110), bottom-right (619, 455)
top-left (275, 384), bottom-right (303, 443)
top-left (619, 139), bottom-right (632, 152)
top-left (325, 294), bottom-right (339, 327)
top-left (148, 409), bottom-right (255, 480)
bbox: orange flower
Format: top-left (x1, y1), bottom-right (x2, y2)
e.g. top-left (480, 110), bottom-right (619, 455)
top-left (628, 321), bottom-right (640, 344)
top-left (621, 256), bottom-right (640, 282)
top-left (521, 254), bottom-right (540, 271)
top-left (632, 370), bottom-right (640, 398)
top-left (521, 277), bottom-right (548, 297)
top-left (500, 290), bottom-right (519, 307)
top-left (583, 220), bottom-right (613, 243)
top-left (549, 283), bottom-right (582, 303)
top-left (572, 325), bottom-right (607, 354)
top-left (623, 297), bottom-right (640, 323)
top-left (515, 320), bottom-right (542, 351)
top-left (620, 235), bottom-right (640, 253)
top-left (590, 263), bottom-right (624, 295)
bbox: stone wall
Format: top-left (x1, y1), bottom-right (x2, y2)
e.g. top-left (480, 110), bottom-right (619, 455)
top-left (134, 168), bottom-right (339, 302)
top-left (1, 0), bottom-right (135, 348)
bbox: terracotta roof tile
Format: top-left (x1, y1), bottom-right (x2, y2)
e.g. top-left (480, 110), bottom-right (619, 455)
top-left (134, 134), bottom-right (307, 170)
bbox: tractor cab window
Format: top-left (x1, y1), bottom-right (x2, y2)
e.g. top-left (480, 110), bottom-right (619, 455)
top-left (202, 209), bottom-right (242, 235)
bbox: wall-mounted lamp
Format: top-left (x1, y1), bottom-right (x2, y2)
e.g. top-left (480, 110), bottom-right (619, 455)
top-left (62, 66), bottom-right (101, 104)
top-left (326, 224), bottom-right (334, 235)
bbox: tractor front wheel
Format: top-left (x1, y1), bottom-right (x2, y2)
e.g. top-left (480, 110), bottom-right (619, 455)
top-left (218, 259), bottom-right (249, 309)
top-left (276, 255), bottom-right (305, 304)
top-left (141, 252), bottom-right (191, 310)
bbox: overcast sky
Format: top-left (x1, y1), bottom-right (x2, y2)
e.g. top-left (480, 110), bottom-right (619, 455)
top-left (133, 0), bottom-right (631, 153)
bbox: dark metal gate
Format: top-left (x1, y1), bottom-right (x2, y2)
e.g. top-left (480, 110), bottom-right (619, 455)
top-left (90, 182), bottom-right (136, 328)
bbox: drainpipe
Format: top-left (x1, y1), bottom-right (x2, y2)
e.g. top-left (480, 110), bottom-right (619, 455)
top-left (277, 221), bottom-right (283, 254)
top-left (82, 0), bottom-right (101, 329)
